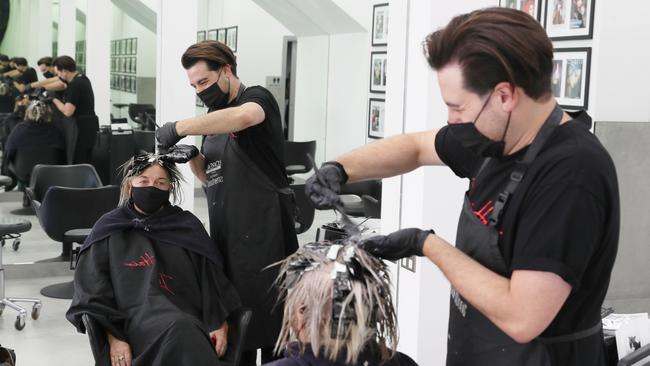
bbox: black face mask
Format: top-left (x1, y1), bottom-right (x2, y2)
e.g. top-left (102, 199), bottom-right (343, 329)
top-left (197, 72), bottom-right (230, 110)
top-left (43, 71), bottom-right (55, 79)
top-left (131, 186), bottom-right (170, 214)
top-left (446, 92), bottom-right (511, 158)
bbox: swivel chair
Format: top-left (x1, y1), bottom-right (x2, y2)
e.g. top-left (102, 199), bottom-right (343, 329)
top-left (133, 129), bottom-right (155, 154)
top-left (82, 307), bottom-right (252, 366)
top-left (128, 104), bottom-right (156, 131)
top-left (31, 185), bottom-right (120, 299)
top-left (339, 179), bottom-right (382, 217)
top-left (0, 175), bottom-right (41, 331)
top-left (7, 146), bottom-right (65, 213)
top-left (284, 140), bottom-right (316, 180)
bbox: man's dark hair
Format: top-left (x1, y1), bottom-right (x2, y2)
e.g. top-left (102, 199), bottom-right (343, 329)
top-left (52, 55), bottom-right (77, 72)
top-left (0, 54), bottom-right (9, 62)
top-left (13, 57), bottom-right (28, 67)
top-left (37, 56), bottom-right (53, 66)
top-left (424, 7), bottom-right (553, 100)
top-left (181, 40), bottom-right (237, 76)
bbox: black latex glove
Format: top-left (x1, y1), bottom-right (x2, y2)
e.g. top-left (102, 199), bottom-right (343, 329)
top-left (160, 144), bottom-right (199, 164)
top-left (305, 161), bottom-right (349, 209)
top-left (359, 228), bottom-right (434, 261)
top-left (156, 121), bottom-right (181, 149)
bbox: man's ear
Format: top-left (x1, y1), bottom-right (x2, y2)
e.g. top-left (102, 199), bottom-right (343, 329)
top-left (494, 81), bottom-right (518, 113)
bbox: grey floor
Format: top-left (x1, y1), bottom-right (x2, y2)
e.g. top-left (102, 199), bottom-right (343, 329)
top-left (0, 188), bottom-right (337, 365)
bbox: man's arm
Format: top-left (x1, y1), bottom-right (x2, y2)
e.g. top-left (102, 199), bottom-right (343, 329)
top-left (423, 234), bottom-right (571, 343)
top-left (53, 98), bottom-right (76, 117)
top-left (338, 129), bottom-right (445, 183)
top-left (32, 77), bottom-right (65, 90)
top-left (175, 102), bottom-right (265, 137)
top-left (2, 69), bottom-right (20, 78)
top-left (189, 154), bottom-right (208, 184)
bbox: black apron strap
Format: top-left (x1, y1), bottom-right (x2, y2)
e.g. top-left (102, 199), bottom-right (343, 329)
top-left (538, 322), bottom-right (602, 344)
top-left (488, 105), bottom-right (564, 226)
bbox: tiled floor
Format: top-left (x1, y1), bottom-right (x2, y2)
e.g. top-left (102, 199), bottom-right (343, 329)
top-left (0, 188), bottom-right (337, 365)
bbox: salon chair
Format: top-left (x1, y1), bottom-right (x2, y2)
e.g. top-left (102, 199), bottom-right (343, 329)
top-left (128, 104), bottom-right (156, 131)
top-left (26, 164), bottom-right (103, 212)
top-left (361, 194), bottom-right (381, 219)
top-left (339, 179), bottom-right (382, 217)
top-left (82, 307), bottom-right (252, 366)
top-left (284, 140), bottom-right (316, 180)
top-left (290, 183), bottom-right (315, 234)
top-left (6, 146), bottom-right (66, 213)
top-left (0, 175), bottom-right (41, 330)
top-left (133, 129), bottom-right (155, 154)
top-left (31, 185), bottom-right (120, 299)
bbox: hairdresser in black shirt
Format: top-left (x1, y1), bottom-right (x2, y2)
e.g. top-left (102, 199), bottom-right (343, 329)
top-left (52, 55), bottom-right (98, 164)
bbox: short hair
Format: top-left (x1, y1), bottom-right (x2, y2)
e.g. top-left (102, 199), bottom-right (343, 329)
top-left (274, 242), bottom-right (398, 364)
top-left (118, 154), bottom-right (184, 206)
top-left (25, 100), bottom-right (53, 124)
top-left (424, 7), bottom-right (553, 100)
top-left (0, 54), bottom-right (9, 62)
top-left (181, 40), bottom-right (238, 76)
top-left (13, 57), bottom-right (28, 67)
top-left (52, 55), bottom-right (77, 72)
top-left (37, 57), bottom-right (53, 66)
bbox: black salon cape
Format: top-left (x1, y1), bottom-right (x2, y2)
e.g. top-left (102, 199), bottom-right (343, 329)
top-left (264, 343), bottom-right (419, 366)
top-left (66, 204), bottom-right (241, 366)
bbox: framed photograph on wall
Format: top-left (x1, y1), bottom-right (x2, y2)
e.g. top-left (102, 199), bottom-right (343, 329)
top-left (226, 26), bottom-right (238, 52)
top-left (369, 51), bottom-right (387, 93)
top-left (132, 57), bottom-right (137, 74)
top-left (111, 40), bottom-right (115, 55)
top-left (372, 3), bottom-right (389, 46)
top-left (132, 38), bottom-right (138, 54)
top-left (207, 29), bottom-right (218, 41)
top-left (499, 0), bottom-right (542, 21)
top-left (128, 38), bottom-right (134, 55)
top-left (197, 30), bottom-right (206, 42)
top-left (367, 98), bottom-right (385, 139)
top-left (552, 47), bottom-right (591, 110)
top-left (217, 28), bottom-right (227, 43)
top-left (544, 0), bottom-right (595, 40)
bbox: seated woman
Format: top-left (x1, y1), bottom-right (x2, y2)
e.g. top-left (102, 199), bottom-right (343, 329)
top-left (265, 241), bottom-right (418, 366)
top-left (2, 98), bottom-right (65, 188)
top-left (66, 153), bottom-right (241, 366)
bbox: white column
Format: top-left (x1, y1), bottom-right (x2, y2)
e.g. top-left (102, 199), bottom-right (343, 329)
top-left (156, 0), bottom-right (197, 212)
top-left (85, 0), bottom-right (111, 125)
top-left (35, 0), bottom-right (53, 66)
top-left (57, 0), bottom-right (76, 57)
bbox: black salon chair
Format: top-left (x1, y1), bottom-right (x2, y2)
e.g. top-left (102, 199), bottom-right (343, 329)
top-left (6, 146), bottom-right (66, 213)
top-left (26, 164), bottom-right (103, 213)
top-left (128, 104), bottom-right (156, 131)
top-left (31, 185), bottom-right (120, 299)
top-left (284, 140), bottom-right (316, 178)
top-left (339, 180), bottom-right (382, 217)
top-left (133, 129), bottom-right (155, 154)
top-left (361, 194), bottom-right (381, 219)
top-left (82, 307), bottom-right (252, 366)
top-left (291, 183), bottom-right (315, 234)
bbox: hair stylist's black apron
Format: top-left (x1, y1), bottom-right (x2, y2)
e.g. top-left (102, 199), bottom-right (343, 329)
top-left (201, 89), bottom-right (298, 351)
top-left (446, 105), bottom-right (601, 366)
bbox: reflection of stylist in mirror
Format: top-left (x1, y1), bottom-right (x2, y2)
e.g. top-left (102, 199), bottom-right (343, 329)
top-left (155, 40), bottom-right (299, 365)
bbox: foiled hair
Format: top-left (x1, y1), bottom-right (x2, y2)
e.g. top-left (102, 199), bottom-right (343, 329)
top-left (25, 101), bottom-right (52, 124)
top-left (117, 153), bottom-right (184, 206)
top-left (274, 243), bottom-right (398, 364)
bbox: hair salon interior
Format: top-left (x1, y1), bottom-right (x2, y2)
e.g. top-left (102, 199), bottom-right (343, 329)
top-left (0, 0), bottom-right (649, 365)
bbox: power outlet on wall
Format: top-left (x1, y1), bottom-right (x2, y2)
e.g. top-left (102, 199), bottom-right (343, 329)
top-left (401, 256), bottom-right (416, 273)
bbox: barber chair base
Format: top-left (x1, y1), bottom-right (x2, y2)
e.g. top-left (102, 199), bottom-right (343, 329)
top-left (40, 281), bottom-right (73, 299)
top-left (9, 207), bottom-right (35, 216)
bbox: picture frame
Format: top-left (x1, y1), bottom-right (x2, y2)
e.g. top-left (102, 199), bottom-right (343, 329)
top-left (127, 39), bottom-right (132, 55)
top-left (367, 98), bottom-right (385, 139)
top-left (552, 47), bottom-right (591, 110)
top-left (132, 57), bottom-right (137, 74)
top-left (544, 0), bottom-right (595, 40)
top-left (371, 3), bottom-right (389, 46)
top-left (111, 40), bottom-right (115, 55)
top-left (226, 26), bottom-right (238, 52)
top-left (369, 51), bottom-right (387, 93)
top-left (132, 38), bottom-right (138, 55)
top-left (217, 28), bottom-right (227, 43)
top-left (197, 30), bottom-right (206, 42)
top-left (499, 0), bottom-right (543, 22)
top-left (111, 57), bottom-right (115, 72)
top-left (207, 29), bottom-right (218, 41)
top-left (120, 39), bottom-right (126, 55)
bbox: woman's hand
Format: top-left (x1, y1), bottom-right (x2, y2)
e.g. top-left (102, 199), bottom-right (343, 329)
top-left (210, 321), bottom-right (229, 358)
top-left (107, 332), bottom-right (133, 366)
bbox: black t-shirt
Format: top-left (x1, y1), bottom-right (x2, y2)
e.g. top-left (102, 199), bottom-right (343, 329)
top-left (64, 74), bottom-right (95, 117)
top-left (17, 67), bottom-right (38, 84)
top-left (435, 111), bottom-right (619, 366)
top-left (229, 85), bottom-right (288, 188)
